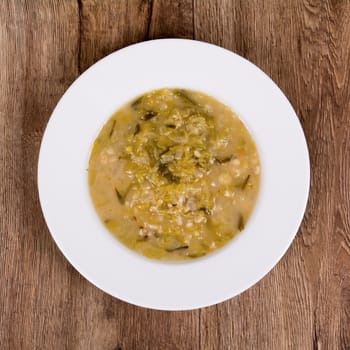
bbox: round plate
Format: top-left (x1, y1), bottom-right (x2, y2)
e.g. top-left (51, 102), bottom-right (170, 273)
top-left (38, 39), bottom-right (310, 310)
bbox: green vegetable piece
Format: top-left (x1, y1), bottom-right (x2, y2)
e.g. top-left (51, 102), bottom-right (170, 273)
top-left (158, 163), bottom-right (180, 183)
top-left (238, 214), bottom-right (244, 231)
top-left (134, 123), bottom-right (140, 135)
top-left (159, 147), bottom-right (170, 156)
top-left (114, 186), bottom-right (131, 205)
top-left (145, 143), bottom-right (158, 166)
top-left (215, 156), bottom-right (233, 164)
top-left (165, 245), bottom-right (189, 252)
top-left (189, 251), bottom-right (206, 258)
top-left (141, 110), bottom-right (157, 121)
top-left (114, 187), bottom-right (124, 204)
top-left (241, 175), bottom-right (250, 189)
top-left (199, 207), bottom-right (211, 216)
top-left (109, 120), bottom-right (116, 138)
top-left (175, 89), bottom-right (197, 106)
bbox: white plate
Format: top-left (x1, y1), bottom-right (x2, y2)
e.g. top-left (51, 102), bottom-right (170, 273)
top-left (38, 39), bottom-right (310, 311)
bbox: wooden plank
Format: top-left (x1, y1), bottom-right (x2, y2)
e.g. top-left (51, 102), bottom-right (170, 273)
top-left (329, 2), bottom-right (350, 349)
top-left (0, 1), bottom-right (80, 349)
top-left (78, 0), bottom-right (152, 72)
top-left (148, 0), bottom-right (194, 39)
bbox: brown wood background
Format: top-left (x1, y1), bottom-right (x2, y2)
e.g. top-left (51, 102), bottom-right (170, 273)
top-left (1, 1), bottom-right (349, 349)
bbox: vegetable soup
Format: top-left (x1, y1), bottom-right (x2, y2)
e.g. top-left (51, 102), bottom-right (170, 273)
top-left (88, 88), bottom-right (260, 261)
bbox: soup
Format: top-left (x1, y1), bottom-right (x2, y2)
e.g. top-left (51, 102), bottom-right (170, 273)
top-left (88, 88), bottom-right (260, 261)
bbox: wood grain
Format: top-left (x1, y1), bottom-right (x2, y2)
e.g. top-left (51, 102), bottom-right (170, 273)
top-left (1, 0), bottom-right (349, 349)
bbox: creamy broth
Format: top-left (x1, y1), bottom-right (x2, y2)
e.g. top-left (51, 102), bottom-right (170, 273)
top-left (88, 88), bottom-right (260, 261)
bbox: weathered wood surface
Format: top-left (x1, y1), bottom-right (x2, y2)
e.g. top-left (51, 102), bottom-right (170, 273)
top-left (1, 1), bottom-right (349, 349)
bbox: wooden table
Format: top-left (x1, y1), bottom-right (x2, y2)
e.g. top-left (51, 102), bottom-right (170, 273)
top-left (1, 1), bottom-right (349, 349)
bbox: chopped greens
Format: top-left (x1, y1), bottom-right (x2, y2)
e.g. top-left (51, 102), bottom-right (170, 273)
top-left (114, 187), bottom-right (125, 204)
top-left (141, 110), bottom-right (157, 120)
top-left (238, 214), bottom-right (245, 231)
top-left (109, 120), bottom-right (116, 138)
top-left (133, 123), bottom-right (140, 135)
top-left (158, 163), bottom-right (180, 183)
top-left (216, 156), bottom-right (233, 164)
top-left (165, 245), bottom-right (189, 252)
top-left (175, 89), bottom-right (198, 106)
top-left (240, 175), bottom-right (250, 189)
